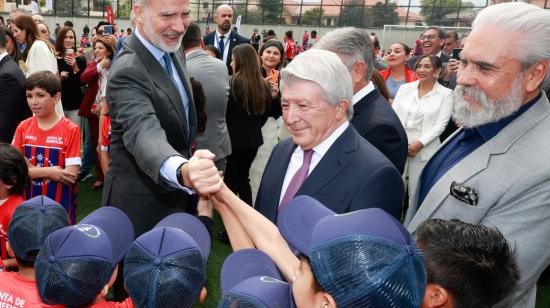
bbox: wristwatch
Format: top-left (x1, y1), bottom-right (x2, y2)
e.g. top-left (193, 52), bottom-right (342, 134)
top-left (176, 163), bottom-right (186, 186)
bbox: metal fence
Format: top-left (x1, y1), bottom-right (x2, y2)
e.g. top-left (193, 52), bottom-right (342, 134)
top-left (1, 0), bottom-right (549, 28)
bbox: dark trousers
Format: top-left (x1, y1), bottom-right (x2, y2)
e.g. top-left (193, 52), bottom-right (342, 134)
top-left (224, 147), bottom-right (259, 206)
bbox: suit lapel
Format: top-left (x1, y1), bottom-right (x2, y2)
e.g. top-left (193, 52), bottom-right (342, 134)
top-left (298, 126), bottom-right (357, 196)
top-left (173, 50), bottom-right (196, 140)
top-left (407, 145), bottom-right (490, 230)
top-left (407, 94), bottom-right (550, 231)
top-left (126, 36), bottom-right (188, 140)
top-left (265, 141), bottom-right (296, 220)
top-left (353, 89), bottom-right (380, 117)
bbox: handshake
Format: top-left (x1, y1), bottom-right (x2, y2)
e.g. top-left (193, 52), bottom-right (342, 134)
top-left (180, 150), bottom-right (224, 196)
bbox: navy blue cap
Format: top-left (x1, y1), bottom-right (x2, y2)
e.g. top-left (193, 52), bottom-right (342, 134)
top-left (34, 207), bottom-right (134, 307)
top-left (154, 212), bottom-right (210, 261)
top-left (124, 213), bottom-right (210, 308)
top-left (7, 195), bottom-right (69, 262)
top-left (80, 206), bottom-right (135, 263)
top-left (277, 196), bottom-right (426, 307)
top-left (220, 249), bottom-right (284, 295)
top-left (219, 249), bottom-right (293, 308)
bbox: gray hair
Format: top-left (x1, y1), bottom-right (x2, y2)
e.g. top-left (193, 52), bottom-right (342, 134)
top-left (281, 49), bottom-right (353, 119)
top-left (314, 27), bottom-right (374, 82)
top-left (473, 2), bottom-right (550, 90)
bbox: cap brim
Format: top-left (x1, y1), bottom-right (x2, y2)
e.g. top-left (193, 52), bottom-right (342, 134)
top-left (225, 276), bottom-right (292, 308)
top-left (310, 208), bottom-right (411, 250)
top-left (80, 207), bottom-right (134, 263)
top-left (155, 213), bottom-right (211, 260)
top-left (221, 249), bottom-right (283, 295)
top-left (277, 195), bottom-right (334, 257)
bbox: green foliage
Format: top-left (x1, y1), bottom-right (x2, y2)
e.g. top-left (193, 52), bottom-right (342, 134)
top-left (341, 0), bottom-right (398, 27)
top-left (260, 0), bottom-right (283, 24)
top-left (364, 2), bottom-right (399, 27)
top-left (117, 1), bottom-right (131, 19)
top-left (302, 7), bottom-right (323, 26)
top-left (340, 0), bottom-right (363, 27)
top-left (420, 0), bottom-right (473, 26)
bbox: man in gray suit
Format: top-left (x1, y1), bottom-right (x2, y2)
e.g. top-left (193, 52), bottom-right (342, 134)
top-left (103, 0), bottom-right (222, 237)
top-left (404, 3), bottom-right (550, 307)
top-left (183, 23), bottom-right (231, 172)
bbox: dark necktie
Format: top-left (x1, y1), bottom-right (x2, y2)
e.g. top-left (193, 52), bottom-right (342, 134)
top-left (162, 53), bottom-right (176, 84)
top-left (218, 35), bottom-right (225, 60)
top-left (279, 149), bottom-right (314, 209)
top-left (162, 52), bottom-right (189, 133)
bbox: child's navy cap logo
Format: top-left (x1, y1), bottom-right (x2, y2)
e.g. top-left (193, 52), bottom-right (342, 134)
top-left (76, 224), bottom-right (101, 238)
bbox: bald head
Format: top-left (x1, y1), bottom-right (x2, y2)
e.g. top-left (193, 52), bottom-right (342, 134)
top-left (215, 4), bottom-right (233, 34)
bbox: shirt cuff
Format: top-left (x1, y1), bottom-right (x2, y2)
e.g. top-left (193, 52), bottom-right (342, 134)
top-left (160, 156), bottom-right (194, 194)
top-left (96, 63), bottom-right (102, 72)
top-left (65, 157), bottom-right (82, 166)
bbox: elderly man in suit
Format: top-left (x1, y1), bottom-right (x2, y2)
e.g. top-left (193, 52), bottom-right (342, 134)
top-left (183, 22), bottom-right (231, 172)
top-left (0, 29), bottom-right (30, 143)
top-left (103, 0), bottom-right (222, 237)
top-left (255, 49), bottom-right (404, 222)
top-left (203, 4), bottom-right (248, 74)
top-left (404, 3), bottom-right (550, 307)
top-left (315, 27), bottom-right (408, 174)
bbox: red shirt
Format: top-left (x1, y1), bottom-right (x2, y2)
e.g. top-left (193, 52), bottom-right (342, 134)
top-left (0, 271), bottom-right (63, 307)
top-left (100, 116), bottom-right (111, 152)
top-left (12, 116), bottom-right (81, 224)
top-left (0, 195), bottom-right (25, 260)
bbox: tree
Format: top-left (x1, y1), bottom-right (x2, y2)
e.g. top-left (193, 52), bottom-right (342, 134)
top-left (302, 7), bottom-right (323, 25)
top-left (364, 2), bottom-right (399, 27)
top-left (420, 0), bottom-right (473, 26)
top-left (260, 0), bottom-right (283, 24)
top-left (340, 0), bottom-right (364, 27)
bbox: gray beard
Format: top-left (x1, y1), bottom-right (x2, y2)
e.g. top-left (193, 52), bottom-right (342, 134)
top-left (452, 75), bottom-right (524, 128)
top-left (143, 17), bottom-right (182, 53)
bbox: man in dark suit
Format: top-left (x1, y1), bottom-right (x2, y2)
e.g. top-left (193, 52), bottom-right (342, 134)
top-left (203, 4), bottom-right (248, 74)
top-left (255, 49), bottom-right (404, 222)
top-left (315, 27), bottom-right (408, 174)
top-left (0, 29), bottom-right (30, 143)
top-left (408, 26), bottom-right (449, 70)
top-left (103, 0), bottom-right (222, 237)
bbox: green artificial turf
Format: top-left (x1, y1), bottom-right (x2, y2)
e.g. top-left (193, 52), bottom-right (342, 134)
top-left (77, 178), bottom-right (550, 307)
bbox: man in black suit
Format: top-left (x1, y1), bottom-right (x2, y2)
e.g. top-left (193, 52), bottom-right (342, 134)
top-left (315, 27), bottom-right (408, 174)
top-left (203, 4), bottom-right (248, 74)
top-left (103, 0), bottom-right (222, 237)
top-left (408, 26), bottom-right (449, 69)
top-left (0, 29), bottom-right (30, 143)
top-left (255, 49), bottom-right (404, 223)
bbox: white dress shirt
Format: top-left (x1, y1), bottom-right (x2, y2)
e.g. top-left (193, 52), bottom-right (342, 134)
top-left (352, 82), bottom-right (375, 106)
top-left (214, 30), bottom-right (230, 64)
top-left (279, 121), bottom-right (349, 204)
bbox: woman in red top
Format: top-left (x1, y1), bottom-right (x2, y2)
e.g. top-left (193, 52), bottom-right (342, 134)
top-left (380, 42), bottom-right (417, 102)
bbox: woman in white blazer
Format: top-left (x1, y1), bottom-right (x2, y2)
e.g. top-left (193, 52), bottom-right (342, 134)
top-left (12, 15), bottom-right (63, 116)
top-left (392, 55), bottom-right (453, 201)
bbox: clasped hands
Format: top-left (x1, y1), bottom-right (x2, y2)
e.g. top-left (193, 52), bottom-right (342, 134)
top-left (181, 150), bottom-right (223, 196)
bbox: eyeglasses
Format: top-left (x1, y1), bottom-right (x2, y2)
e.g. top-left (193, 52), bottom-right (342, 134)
top-left (97, 30), bottom-right (104, 35)
top-left (422, 35), bottom-right (439, 40)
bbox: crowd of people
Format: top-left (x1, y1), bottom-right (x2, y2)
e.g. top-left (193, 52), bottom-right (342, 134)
top-left (1, 0), bottom-right (550, 307)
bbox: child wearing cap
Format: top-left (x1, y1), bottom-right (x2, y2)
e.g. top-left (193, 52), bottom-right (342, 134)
top-left (34, 206), bottom-right (135, 308)
top-left (210, 184), bottom-right (427, 307)
top-left (11, 71), bottom-right (81, 225)
top-left (0, 195), bottom-right (68, 307)
top-left (123, 213), bottom-right (211, 308)
top-left (0, 144), bottom-right (29, 269)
